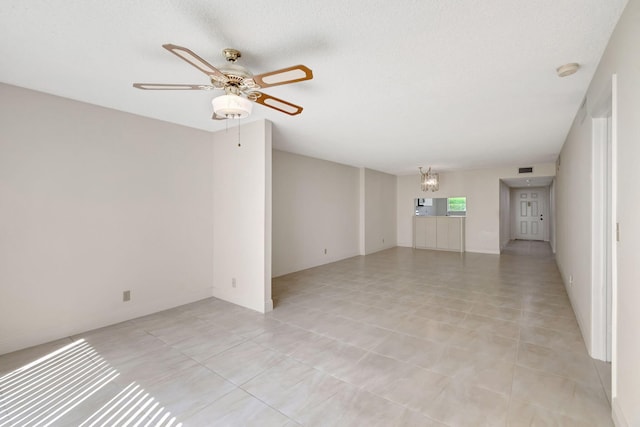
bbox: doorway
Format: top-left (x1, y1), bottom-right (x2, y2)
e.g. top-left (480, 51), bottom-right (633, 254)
top-left (592, 108), bottom-right (615, 362)
top-left (499, 177), bottom-right (554, 253)
top-left (511, 187), bottom-right (549, 242)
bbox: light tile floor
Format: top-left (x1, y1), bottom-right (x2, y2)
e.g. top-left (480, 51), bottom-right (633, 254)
top-left (0, 242), bottom-right (613, 426)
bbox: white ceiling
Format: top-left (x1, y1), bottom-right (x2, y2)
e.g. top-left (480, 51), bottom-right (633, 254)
top-left (0, 1), bottom-right (627, 175)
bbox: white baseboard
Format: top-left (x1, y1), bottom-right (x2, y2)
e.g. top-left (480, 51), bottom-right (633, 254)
top-left (264, 299), bottom-right (274, 313)
top-left (466, 248), bottom-right (501, 255)
top-left (272, 250), bottom-right (361, 278)
top-left (612, 397), bottom-right (629, 427)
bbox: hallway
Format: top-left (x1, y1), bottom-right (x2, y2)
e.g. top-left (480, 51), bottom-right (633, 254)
top-left (0, 246), bottom-right (612, 426)
top-left (500, 239), bottom-right (555, 257)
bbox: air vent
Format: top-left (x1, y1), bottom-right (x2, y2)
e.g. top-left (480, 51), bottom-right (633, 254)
top-left (518, 167), bottom-right (534, 174)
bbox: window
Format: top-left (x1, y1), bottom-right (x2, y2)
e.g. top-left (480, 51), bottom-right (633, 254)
top-left (447, 197), bottom-right (466, 213)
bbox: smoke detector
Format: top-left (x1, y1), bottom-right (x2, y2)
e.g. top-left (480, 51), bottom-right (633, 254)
top-left (556, 63), bottom-right (580, 77)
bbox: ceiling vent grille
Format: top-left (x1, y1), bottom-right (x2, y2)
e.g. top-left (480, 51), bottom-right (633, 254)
top-left (518, 167), bottom-right (534, 174)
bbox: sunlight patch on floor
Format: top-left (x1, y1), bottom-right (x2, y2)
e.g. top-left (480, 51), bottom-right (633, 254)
top-left (0, 339), bottom-right (181, 427)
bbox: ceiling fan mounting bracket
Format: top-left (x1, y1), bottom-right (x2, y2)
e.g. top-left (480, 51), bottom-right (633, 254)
top-left (223, 48), bottom-right (241, 63)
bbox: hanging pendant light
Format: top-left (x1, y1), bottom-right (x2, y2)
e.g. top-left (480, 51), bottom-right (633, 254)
top-left (419, 167), bottom-right (439, 192)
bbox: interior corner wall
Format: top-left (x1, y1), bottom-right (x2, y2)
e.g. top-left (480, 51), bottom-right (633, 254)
top-left (0, 84), bottom-right (214, 355)
top-left (555, 1), bottom-right (640, 425)
top-left (272, 150), bottom-right (360, 278)
top-left (499, 180), bottom-right (511, 250)
top-left (363, 168), bottom-right (397, 255)
top-left (396, 163), bottom-right (556, 254)
top-left (358, 168), bottom-right (366, 255)
top-left (212, 120), bottom-right (272, 313)
top-left (549, 178), bottom-right (557, 254)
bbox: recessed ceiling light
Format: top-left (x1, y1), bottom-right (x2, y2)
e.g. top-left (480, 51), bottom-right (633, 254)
top-left (556, 63), bottom-right (580, 77)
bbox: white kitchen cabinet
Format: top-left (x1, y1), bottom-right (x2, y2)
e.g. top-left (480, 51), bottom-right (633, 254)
top-left (413, 216), bottom-right (465, 252)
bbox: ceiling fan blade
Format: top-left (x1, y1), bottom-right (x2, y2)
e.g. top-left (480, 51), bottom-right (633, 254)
top-left (252, 65), bottom-right (313, 88)
top-left (252, 92), bottom-right (304, 116)
top-left (133, 83), bottom-right (215, 90)
top-left (162, 44), bottom-right (229, 82)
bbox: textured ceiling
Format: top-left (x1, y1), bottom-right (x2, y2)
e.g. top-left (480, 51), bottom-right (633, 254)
top-left (0, 1), bottom-right (628, 175)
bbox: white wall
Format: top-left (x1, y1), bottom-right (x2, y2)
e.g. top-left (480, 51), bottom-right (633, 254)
top-left (0, 84), bottom-right (214, 355)
top-left (549, 178), bottom-right (556, 253)
top-left (556, 1), bottom-right (640, 424)
top-left (363, 168), bottom-right (397, 254)
top-left (555, 110), bottom-right (593, 354)
top-left (397, 164), bottom-right (555, 254)
top-left (499, 180), bottom-right (511, 250)
top-left (212, 120), bottom-right (272, 313)
top-left (272, 150), bottom-right (360, 277)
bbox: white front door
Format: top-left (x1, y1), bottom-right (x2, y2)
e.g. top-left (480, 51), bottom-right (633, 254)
top-left (513, 188), bottom-right (547, 241)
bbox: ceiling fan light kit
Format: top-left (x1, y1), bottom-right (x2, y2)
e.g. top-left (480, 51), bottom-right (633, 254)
top-left (212, 94), bottom-right (252, 119)
top-left (133, 44), bottom-right (313, 120)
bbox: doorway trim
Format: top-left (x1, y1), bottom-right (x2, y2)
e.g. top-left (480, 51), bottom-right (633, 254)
top-left (591, 116), bottom-right (611, 362)
top-left (590, 75), bottom-right (617, 373)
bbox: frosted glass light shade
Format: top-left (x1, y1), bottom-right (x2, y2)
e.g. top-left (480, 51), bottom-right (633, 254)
top-left (420, 167), bottom-right (439, 192)
top-left (212, 94), bottom-right (252, 119)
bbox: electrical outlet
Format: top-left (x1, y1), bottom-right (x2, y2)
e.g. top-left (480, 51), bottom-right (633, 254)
top-left (123, 290), bottom-right (131, 302)
top-left (232, 278), bottom-right (237, 288)
top-left (569, 275), bottom-right (573, 287)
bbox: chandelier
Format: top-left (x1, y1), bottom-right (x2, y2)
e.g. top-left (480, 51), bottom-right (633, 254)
top-left (419, 167), bottom-right (439, 192)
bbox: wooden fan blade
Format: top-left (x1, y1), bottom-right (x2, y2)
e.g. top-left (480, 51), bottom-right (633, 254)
top-left (252, 92), bottom-right (304, 116)
top-left (133, 83), bottom-right (215, 90)
top-left (252, 65), bottom-right (313, 88)
top-left (162, 44), bottom-right (229, 82)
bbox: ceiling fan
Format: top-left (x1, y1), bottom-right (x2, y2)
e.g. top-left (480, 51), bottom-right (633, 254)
top-left (133, 44), bottom-right (313, 120)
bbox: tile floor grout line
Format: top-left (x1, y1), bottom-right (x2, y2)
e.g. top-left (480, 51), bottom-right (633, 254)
top-left (1, 243), bottom-right (613, 426)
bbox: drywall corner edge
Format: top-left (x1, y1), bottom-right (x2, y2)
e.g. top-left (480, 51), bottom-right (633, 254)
top-left (612, 397), bottom-right (629, 427)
